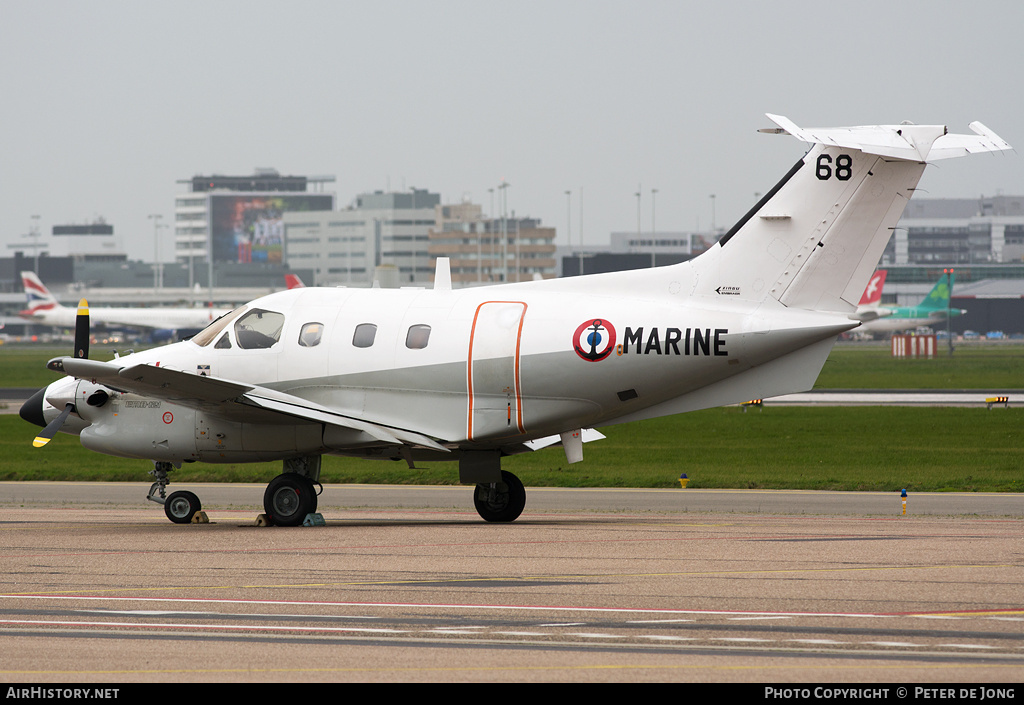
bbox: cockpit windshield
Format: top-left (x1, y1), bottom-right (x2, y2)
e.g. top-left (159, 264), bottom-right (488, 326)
top-left (192, 306), bottom-right (246, 347)
top-left (233, 308), bottom-right (285, 349)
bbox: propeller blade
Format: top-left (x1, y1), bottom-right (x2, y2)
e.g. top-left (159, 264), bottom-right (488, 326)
top-left (33, 403), bottom-right (74, 448)
top-left (75, 299), bottom-right (89, 359)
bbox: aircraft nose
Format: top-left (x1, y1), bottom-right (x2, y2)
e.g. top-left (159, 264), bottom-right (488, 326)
top-left (20, 388), bottom-right (47, 428)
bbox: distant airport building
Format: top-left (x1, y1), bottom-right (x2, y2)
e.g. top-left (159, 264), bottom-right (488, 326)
top-left (559, 230), bottom-right (714, 276)
top-left (884, 194), bottom-right (1024, 266)
top-left (283, 189), bottom-right (440, 286)
top-left (175, 169), bottom-right (336, 268)
top-left (428, 202), bottom-right (557, 285)
top-left (48, 218), bottom-right (126, 261)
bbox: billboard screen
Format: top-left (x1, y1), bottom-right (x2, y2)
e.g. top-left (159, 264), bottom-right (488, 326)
top-left (210, 194), bottom-right (333, 263)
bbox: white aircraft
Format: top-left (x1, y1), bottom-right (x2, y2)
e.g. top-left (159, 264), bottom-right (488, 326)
top-left (854, 269), bottom-right (966, 334)
top-left (19, 271), bottom-right (229, 333)
top-left (20, 114), bottom-right (1011, 526)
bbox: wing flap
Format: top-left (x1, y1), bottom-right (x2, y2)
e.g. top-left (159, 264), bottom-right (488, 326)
top-left (522, 428), bottom-right (606, 451)
top-left (242, 392), bottom-right (450, 452)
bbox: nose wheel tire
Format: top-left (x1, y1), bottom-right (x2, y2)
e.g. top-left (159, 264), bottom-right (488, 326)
top-left (474, 470), bottom-right (526, 522)
top-left (264, 473), bottom-right (318, 527)
top-left (164, 490), bottom-right (202, 524)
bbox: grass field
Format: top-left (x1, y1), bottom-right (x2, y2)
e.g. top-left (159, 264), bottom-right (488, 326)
top-left (3, 341), bottom-right (1022, 491)
top-left (816, 343), bottom-right (1024, 389)
top-left (3, 406), bottom-right (1021, 493)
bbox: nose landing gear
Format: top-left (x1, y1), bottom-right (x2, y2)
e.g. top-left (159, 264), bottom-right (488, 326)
top-left (147, 461), bottom-right (204, 524)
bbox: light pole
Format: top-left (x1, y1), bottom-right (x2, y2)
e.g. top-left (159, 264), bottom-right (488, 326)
top-left (709, 194), bottom-right (716, 235)
top-left (635, 186), bottom-right (641, 245)
top-left (651, 188), bottom-right (658, 267)
top-left (514, 210), bottom-right (520, 282)
top-left (486, 187), bottom-right (494, 282)
top-left (148, 213), bottom-right (163, 293)
top-left (409, 187), bottom-right (418, 284)
top-left (945, 267), bottom-right (954, 357)
top-left (565, 190), bottom-right (572, 274)
top-left (578, 186), bottom-right (584, 277)
top-left (29, 215), bottom-right (41, 274)
top-left (498, 180), bottom-right (510, 282)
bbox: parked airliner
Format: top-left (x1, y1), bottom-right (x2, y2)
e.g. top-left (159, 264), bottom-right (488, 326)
top-left (19, 271), bottom-right (229, 332)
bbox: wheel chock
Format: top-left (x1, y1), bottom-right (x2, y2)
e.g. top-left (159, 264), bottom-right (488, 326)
top-left (191, 511), bottom-right (209, 524)
top-left (302, 513), bottom-right (325, 527)
top-left (255, 514), bottom-right (273, 527)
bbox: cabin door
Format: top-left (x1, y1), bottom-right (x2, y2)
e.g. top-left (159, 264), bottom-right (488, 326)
top-left (467, 301), bottom-right (527, 441)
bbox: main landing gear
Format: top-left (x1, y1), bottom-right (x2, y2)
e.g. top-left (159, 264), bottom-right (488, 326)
top-left (473, 470), bottom-right (526, 523)
top-left (263, 472), bottom-right (319, 527)
top-left (148, 457), bottom-right (323, 527)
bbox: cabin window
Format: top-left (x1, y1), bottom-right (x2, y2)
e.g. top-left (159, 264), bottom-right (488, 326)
top-left (298, 322), bottom-right (324, 348)
top-left (352, 323), bottom-right (377, 348)
top-left (405, 324), bottom-right (431, 349)
top-left (233, 308), bottom-right (285, 350)
top-left (192, 306), bottom-right (246, 347)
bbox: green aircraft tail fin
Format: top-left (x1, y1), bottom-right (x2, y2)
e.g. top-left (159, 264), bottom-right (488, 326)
top-left (919, 271), bottom-right (955, 311)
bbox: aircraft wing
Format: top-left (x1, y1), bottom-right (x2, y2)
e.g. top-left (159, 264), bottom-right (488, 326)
top-left (54, 357), bottom-right (450, 452)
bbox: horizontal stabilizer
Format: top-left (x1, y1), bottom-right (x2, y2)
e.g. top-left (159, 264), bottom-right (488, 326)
top-left (854, 310), bottom-right (883, 322)
top-left (763, 114), bottom-right (1012, 162)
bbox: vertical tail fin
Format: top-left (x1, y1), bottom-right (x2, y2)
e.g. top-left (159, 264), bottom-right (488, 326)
top-left (20, 271), bottom-right (63, 316)
top-left (690, 116), bottom-right (1011, 315)
top-left (917, 270), bottom-right (955, 311)
top-left (858, 270), bottom-right (887, 306)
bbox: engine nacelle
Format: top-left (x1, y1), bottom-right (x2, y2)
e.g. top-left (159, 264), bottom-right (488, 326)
top-left (78, 387), bottom-right (200, 462)
top-left (77, 385), bottom-right (324, 463)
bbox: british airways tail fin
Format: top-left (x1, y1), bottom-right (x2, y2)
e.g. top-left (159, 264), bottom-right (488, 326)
top-left (691, 115), bottom-right (1011, 315)
top-left (20, 271), bottom-right (65, 317)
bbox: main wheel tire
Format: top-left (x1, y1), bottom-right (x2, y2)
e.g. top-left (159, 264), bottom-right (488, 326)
top-left (165, 490), bottom-right (201, 524)
top-left (264, 474), bottom-right (317, 527)
top-left (473, 470), bottom-right (526, 523)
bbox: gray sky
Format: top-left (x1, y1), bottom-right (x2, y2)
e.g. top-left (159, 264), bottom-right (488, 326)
top-left (2, 0), bottom-right (1020, 263)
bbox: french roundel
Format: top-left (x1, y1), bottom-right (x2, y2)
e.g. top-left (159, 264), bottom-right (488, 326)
top-left (572, 319), bottom-right (616, 362)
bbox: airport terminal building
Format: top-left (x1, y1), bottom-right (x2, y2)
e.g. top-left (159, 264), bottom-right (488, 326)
top-left (884, 194), bottom-right (1024, 267)
top-left (4, 189), bottom-right (1024, 338)
top-left (283, 189), bottom-right (439, 287)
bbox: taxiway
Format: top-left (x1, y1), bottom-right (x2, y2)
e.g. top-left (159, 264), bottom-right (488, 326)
top-left (0, 482), bottom-right (1021, 683)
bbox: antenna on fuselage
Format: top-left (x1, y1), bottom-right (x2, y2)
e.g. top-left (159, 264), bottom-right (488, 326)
top-left (434, 257), bottom-right (452, 291)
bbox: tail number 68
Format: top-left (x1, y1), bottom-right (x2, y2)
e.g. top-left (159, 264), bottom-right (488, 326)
top-left (816, 154), bottom-right (853, 181)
